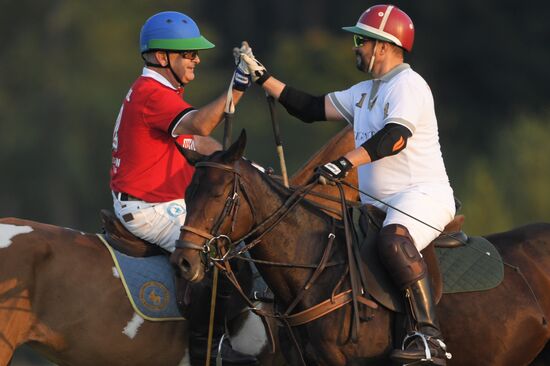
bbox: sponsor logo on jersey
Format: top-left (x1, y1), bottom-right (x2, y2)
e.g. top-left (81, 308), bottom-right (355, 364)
top-left (181, 138), bottom-right (196, 151)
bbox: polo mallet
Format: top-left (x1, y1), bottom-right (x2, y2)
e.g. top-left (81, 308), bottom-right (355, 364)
top-left (222, 73), bottom-right (236, 150)
top-left (205, 72), bottom-right (237, 366)
top-left (266, 93), bottom-right (289, 187)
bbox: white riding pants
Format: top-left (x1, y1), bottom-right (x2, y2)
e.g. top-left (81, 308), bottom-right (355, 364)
top-left (369, 185), bottom-right (456, 251)
top-left (112, 192), bottom-right (187, 253)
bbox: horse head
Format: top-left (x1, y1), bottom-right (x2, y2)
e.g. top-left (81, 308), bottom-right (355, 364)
top-left (171, 130), bottom-right (259, 283)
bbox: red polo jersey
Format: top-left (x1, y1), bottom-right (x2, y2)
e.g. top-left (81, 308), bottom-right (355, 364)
top-left (110, 69), bottom-right (196, 202)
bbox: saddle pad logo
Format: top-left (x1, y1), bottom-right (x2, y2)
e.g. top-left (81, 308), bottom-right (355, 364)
top-left (139, 281), bottom-right (170, 311)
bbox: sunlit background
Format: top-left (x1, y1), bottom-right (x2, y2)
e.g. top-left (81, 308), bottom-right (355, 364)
top-left (2, 0), bottom-right (549, 364)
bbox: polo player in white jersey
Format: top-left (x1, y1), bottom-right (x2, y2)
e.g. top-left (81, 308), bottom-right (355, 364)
top-left (240, 4), bottom-right (455, 365)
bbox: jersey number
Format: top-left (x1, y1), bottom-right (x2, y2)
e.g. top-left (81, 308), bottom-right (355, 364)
top-left (112, 88), bottom-right (133, 151)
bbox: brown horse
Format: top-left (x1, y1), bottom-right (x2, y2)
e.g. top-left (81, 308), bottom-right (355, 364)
top-left (171, 130), bottom-right (550, 366)
top-left (0, 126), bottom-right (358, 366)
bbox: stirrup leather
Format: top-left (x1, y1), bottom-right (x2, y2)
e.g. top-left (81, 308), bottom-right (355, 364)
top-left (401, 331), bottom-right (452, 364)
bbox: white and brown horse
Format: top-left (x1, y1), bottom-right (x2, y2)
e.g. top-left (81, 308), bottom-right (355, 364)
top-left (0, 126), bottom-right (356, 366)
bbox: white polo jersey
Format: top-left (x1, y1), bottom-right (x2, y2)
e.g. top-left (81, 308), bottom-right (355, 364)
top-left (328, 64), bottom-right (455, 249)
top-left (328, 64), bottom-right (452, 203)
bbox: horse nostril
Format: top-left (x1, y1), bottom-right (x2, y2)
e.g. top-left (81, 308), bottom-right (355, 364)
top-left (180, 258), bottom-right (192, 274)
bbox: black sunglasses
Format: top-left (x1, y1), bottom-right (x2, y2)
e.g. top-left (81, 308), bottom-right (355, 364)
top-left (353, 34), bottom-right (371, 48)
top-left (179, 50), bottom-right (199, 60)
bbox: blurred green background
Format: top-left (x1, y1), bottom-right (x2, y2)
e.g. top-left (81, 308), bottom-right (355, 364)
top-left (1, 0), bottom-right (549, 364)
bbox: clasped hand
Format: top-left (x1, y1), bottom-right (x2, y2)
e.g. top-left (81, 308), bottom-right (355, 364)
top-left (232, 41), bottom-right (254, 91)
top-left (233, 41), bottom-right (270, 86)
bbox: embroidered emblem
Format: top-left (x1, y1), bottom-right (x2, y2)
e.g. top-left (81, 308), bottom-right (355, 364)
top-left (356, 93), bottom-right (367, 108)
top-left (139, 281), bottom-right (170, 311)
top-left (167, 203), bottom-right (185, 217)
top-left (384, 102), bottom-right (389, 118)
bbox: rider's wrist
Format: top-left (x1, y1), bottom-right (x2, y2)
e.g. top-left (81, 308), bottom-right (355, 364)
top-left (256, 72), bottom-right (271, 85)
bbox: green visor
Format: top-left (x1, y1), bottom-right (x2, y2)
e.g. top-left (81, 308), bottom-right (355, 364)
top-left (145, 36), bottom-right (215, 52)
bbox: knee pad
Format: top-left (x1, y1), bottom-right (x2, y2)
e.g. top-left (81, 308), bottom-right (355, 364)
top-left (377, 224), bottom-right (426, 289)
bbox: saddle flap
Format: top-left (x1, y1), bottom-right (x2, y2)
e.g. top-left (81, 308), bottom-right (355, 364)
top-left (100, 209), bottom-right (166, 257)
top-left (352, 207), bottom-right (466, 312)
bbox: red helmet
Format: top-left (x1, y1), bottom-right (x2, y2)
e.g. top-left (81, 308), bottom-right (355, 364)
top-left (342, 4), bottom-right (414, 52)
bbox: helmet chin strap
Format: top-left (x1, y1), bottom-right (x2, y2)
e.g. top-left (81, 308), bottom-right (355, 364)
top-left (141, 51), bottom-right (186, 87)
top-left (166, 53), bottom-right (186, 88)
top-left (367, 40), bottom-right (378, 74)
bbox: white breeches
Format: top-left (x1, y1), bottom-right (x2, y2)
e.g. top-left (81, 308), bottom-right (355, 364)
top-left (112, 193), bottom-right (187, 253)
top-left (370, 185), bottom-right (456, 251)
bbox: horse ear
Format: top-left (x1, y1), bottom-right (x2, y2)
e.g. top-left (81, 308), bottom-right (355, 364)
top-left (222, 129), bottom-right (247, 163)
top-left (174, 142), bottom-right (206, 166)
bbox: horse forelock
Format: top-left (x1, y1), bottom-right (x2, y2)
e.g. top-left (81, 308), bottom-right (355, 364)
top-left (0, 223), bottom-right (33, 248)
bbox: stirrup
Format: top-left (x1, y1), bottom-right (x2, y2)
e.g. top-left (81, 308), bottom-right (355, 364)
top-left (401, 331), bottom-right (452, 365)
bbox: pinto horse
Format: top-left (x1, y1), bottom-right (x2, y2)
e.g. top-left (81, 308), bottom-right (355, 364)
top-left (171, 130), bottom-right (550, 366)
top-left (0, 126), bottom-right (358, 366)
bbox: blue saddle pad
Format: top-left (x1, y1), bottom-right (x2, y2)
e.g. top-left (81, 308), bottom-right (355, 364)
top-left (97, 234), bottom-right (184, 321)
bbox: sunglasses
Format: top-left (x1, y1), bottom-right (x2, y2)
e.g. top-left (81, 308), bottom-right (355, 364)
top-left (179, 50), bottom-right (199, 60)
top-left (353, 34), bottom-right (371, 48)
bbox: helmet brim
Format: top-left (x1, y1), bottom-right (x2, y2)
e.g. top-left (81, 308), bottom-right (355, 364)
top-left (142, 36), bottom-right (215, 53)
top-left (341, 26), bottom-right (394, 44)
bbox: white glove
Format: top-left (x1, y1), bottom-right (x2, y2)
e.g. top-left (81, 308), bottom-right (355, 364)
top-left (233, 41), bottom-right (254, 65)
top-left (241, 53), bottom-right (270, 85)
top-left (232, 41), bottom-right (254, 91)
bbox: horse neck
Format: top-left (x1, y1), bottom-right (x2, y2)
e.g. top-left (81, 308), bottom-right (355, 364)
top-left (290, 125), bottom-right (354, 185)
top-left (243, 166), bottom-right (340, 305)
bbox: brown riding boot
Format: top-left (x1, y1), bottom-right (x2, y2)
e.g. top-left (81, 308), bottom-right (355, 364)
top-left (390, 276), bottom-right (451, 365)
top-left (376, 224), bottom-right (451, 365)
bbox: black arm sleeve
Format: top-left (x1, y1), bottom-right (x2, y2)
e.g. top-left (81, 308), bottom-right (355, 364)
top-left (278, 86), bottom-right (326, 123)
top-left (361, 123), bottom-right (412, 161)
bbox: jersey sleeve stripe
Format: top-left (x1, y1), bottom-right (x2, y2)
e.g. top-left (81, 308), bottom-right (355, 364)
top-left (169, 108), bottom-right (197, 137)
top-left (328, 92), bottom-right (353, 125)
top-left (385, 117), bottom-right (416, 134)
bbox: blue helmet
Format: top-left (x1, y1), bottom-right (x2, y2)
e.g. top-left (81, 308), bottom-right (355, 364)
top-left (139, 11), bottom-right (215, 53)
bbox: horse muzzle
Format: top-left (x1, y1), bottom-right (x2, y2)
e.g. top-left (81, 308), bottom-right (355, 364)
top-left (170, 249), bottom-right (205, 283)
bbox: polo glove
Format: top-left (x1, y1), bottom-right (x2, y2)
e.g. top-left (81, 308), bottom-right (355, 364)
top-left (241, 54), bottom-right (271, 85)
top-left (316, 156), bottom-right (353, 181)
top-left (232, 41), bottom-right (253, 91)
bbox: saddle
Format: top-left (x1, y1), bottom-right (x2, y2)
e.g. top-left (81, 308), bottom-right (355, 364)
top-left (100, 209), bottom-right (167, 257)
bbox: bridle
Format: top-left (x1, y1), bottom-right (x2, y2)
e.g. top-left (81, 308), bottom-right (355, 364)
top-left (175, 160), bottom-right (320, 267)
top-left (175, 161), bottom-right (254, 264)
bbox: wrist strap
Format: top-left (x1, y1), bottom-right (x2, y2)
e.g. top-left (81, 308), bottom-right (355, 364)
top-left (256, 72), bottom-right (271, 85)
